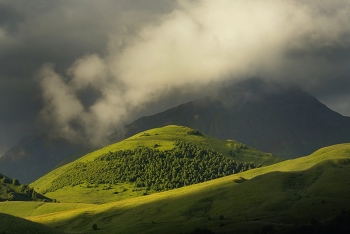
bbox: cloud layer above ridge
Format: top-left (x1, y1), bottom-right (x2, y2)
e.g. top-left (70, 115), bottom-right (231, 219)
top-left (35, 0), bottom-right (350, 145)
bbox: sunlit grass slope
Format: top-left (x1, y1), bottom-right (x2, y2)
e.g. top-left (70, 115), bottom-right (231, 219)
top-left (31, 125), bottom-right (280, 203)
top-left (26, 143), bottom-right (350, 233)
top-left (0, 201), bottom-right (93, 217)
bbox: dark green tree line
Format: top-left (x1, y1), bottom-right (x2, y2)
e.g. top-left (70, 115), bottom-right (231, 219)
top-left (46, 141), bottom-right (259, 193)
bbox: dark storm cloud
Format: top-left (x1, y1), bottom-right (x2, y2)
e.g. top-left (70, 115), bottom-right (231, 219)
top-left (0, 2), bottom-right (24, 33)
top-left (1, 0), bottom-right (350, 153)
top-left (36, 0), bottom-right (350, 146)
top-left (0, 0), bottom-right (177, 154)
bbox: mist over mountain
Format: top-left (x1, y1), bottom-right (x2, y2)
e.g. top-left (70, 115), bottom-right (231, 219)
top-left (1, 0), bottom-right (350, 155)
top-left (125, 79), bottom-right (350, 158)
top-left (2, 78), bottom-right (349, 183)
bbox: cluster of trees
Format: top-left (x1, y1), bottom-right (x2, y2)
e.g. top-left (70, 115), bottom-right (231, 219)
top-left (187, 129), bottom-right (203, 136)
top-left (47, 141), bottom-right (258, 193)
top-left (0, 173), bottom-right (52, 202)
top-left (228, 143), bottom-right (247, 156)
top-left (4, 184), bottom-right (37, 201)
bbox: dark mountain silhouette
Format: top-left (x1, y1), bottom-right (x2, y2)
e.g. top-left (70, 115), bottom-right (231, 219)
top-left (0, 135), bottom-right (89, 184)
top-left (125, 78), bottom-right (350, 158)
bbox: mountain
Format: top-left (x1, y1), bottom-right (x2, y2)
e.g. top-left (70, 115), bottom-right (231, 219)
top-left (3, 78), bottom-right (349, 184)
top-left (31, 125), bottom-right (280, 204)
top-left (125, 78), bottom-right (350, 158)
top-left (10, 143), bottom-right (350, 234)
top-left (0, 134), bottom-right (89, 184)
top-left (0, 173), bottom-right (52, 202)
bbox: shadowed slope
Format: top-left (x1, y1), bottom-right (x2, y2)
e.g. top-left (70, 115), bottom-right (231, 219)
top-left (0, 213), bottom-right (62, 234)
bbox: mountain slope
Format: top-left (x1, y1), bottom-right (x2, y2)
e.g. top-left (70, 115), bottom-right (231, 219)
top-left (125, 78), bottom-right (350, 158)
top-left (0, 134), bottom-right (89, 184)
top-left (31, 125), bottom-right (280, 204)
top-left (25, 143), bottom-right (350, 234)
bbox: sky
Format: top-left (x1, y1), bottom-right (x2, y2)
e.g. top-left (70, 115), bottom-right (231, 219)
top-left (1, 0), bottom-right (350, 155)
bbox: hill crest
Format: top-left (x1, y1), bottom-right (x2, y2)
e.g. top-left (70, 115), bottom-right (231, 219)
top-left (31, 125), bottom-right (280, 204)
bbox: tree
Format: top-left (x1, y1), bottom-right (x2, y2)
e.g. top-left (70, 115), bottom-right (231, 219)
top-left (92, 223), bottom-right (98, 230)
top-left (7, 192), bottom-right (16, 201)
top-left (12, 178), bottom-right (19, 186)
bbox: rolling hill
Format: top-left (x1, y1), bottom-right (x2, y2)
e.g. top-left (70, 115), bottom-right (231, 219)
top-left (2, 143), bottom-right (348, 233)
top-left (31, 125), bottom-right (280, 204)
top-left (124, 78), bottom-right (350, 158)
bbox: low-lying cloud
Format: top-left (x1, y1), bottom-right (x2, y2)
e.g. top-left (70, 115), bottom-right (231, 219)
top-left (38, 0), bottom-right (350, 145)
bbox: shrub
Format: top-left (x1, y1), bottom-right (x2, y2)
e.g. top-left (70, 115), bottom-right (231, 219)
top-left (1, 177), bottom-right (10, 183)
top-left (92, 223), bottom-right (98, 230)
top-left (7, 192), bottom-right (16, 201)
top-left (187, 129), bottom-right (203, 136)
top-left (12, 178), bottom-right (19, 186)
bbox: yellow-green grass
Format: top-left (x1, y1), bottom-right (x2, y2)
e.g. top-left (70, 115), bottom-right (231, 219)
top-left (0, 201), bottom-right (93, 217)
top-left (42, 183), bottom-right (153, 204)
top-left (31, 125), bottom-right (280, 203)
top-left (23, 143), bottom-right (350, 233)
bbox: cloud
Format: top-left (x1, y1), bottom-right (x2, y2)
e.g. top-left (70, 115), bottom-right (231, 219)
top-left (36, 0), bottom-right (350, 146)
top-left (0, 0), bottom-right (177, 153)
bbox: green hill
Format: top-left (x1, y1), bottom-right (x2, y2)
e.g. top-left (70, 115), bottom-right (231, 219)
top-left (20, 143), bottom-right (350, 233)
top-left (31, 125), bottom-right (280, 204)
top-left (0, 173), bottom-right (52, 202)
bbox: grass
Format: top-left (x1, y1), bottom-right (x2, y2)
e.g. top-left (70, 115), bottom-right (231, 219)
top-left (0, 212), bottom-right (63, 234)
top-left (42, 183), bottom-right (153, 204)
top-left (0, 201), bottom-right (93, 217)
top-left (30, 125), bottom-right (280, 204)
top-left (7, 143), bottom-right (347, 233)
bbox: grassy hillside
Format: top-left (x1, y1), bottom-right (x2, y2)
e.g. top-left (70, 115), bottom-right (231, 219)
top-left (0, 173), bottom-right (52, 202)
top-left (0, 201), bottom-right (93, 217)
top-left (17, 143), bottom-right (350, 233)
top-left (0, 212), bottom-right (62, 234)
top-left (31, 125), bottom-right (280, 203)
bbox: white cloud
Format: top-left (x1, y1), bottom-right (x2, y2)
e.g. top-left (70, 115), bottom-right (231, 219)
top-left (38, 0), bottom-right (350, 145)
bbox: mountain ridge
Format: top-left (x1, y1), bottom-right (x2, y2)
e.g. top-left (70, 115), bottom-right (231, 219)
top-left (125, 78), bottom-right (350, 158)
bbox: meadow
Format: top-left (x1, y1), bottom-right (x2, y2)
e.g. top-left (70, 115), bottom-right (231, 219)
top-left (1, 142), bottom-right (349, 233)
